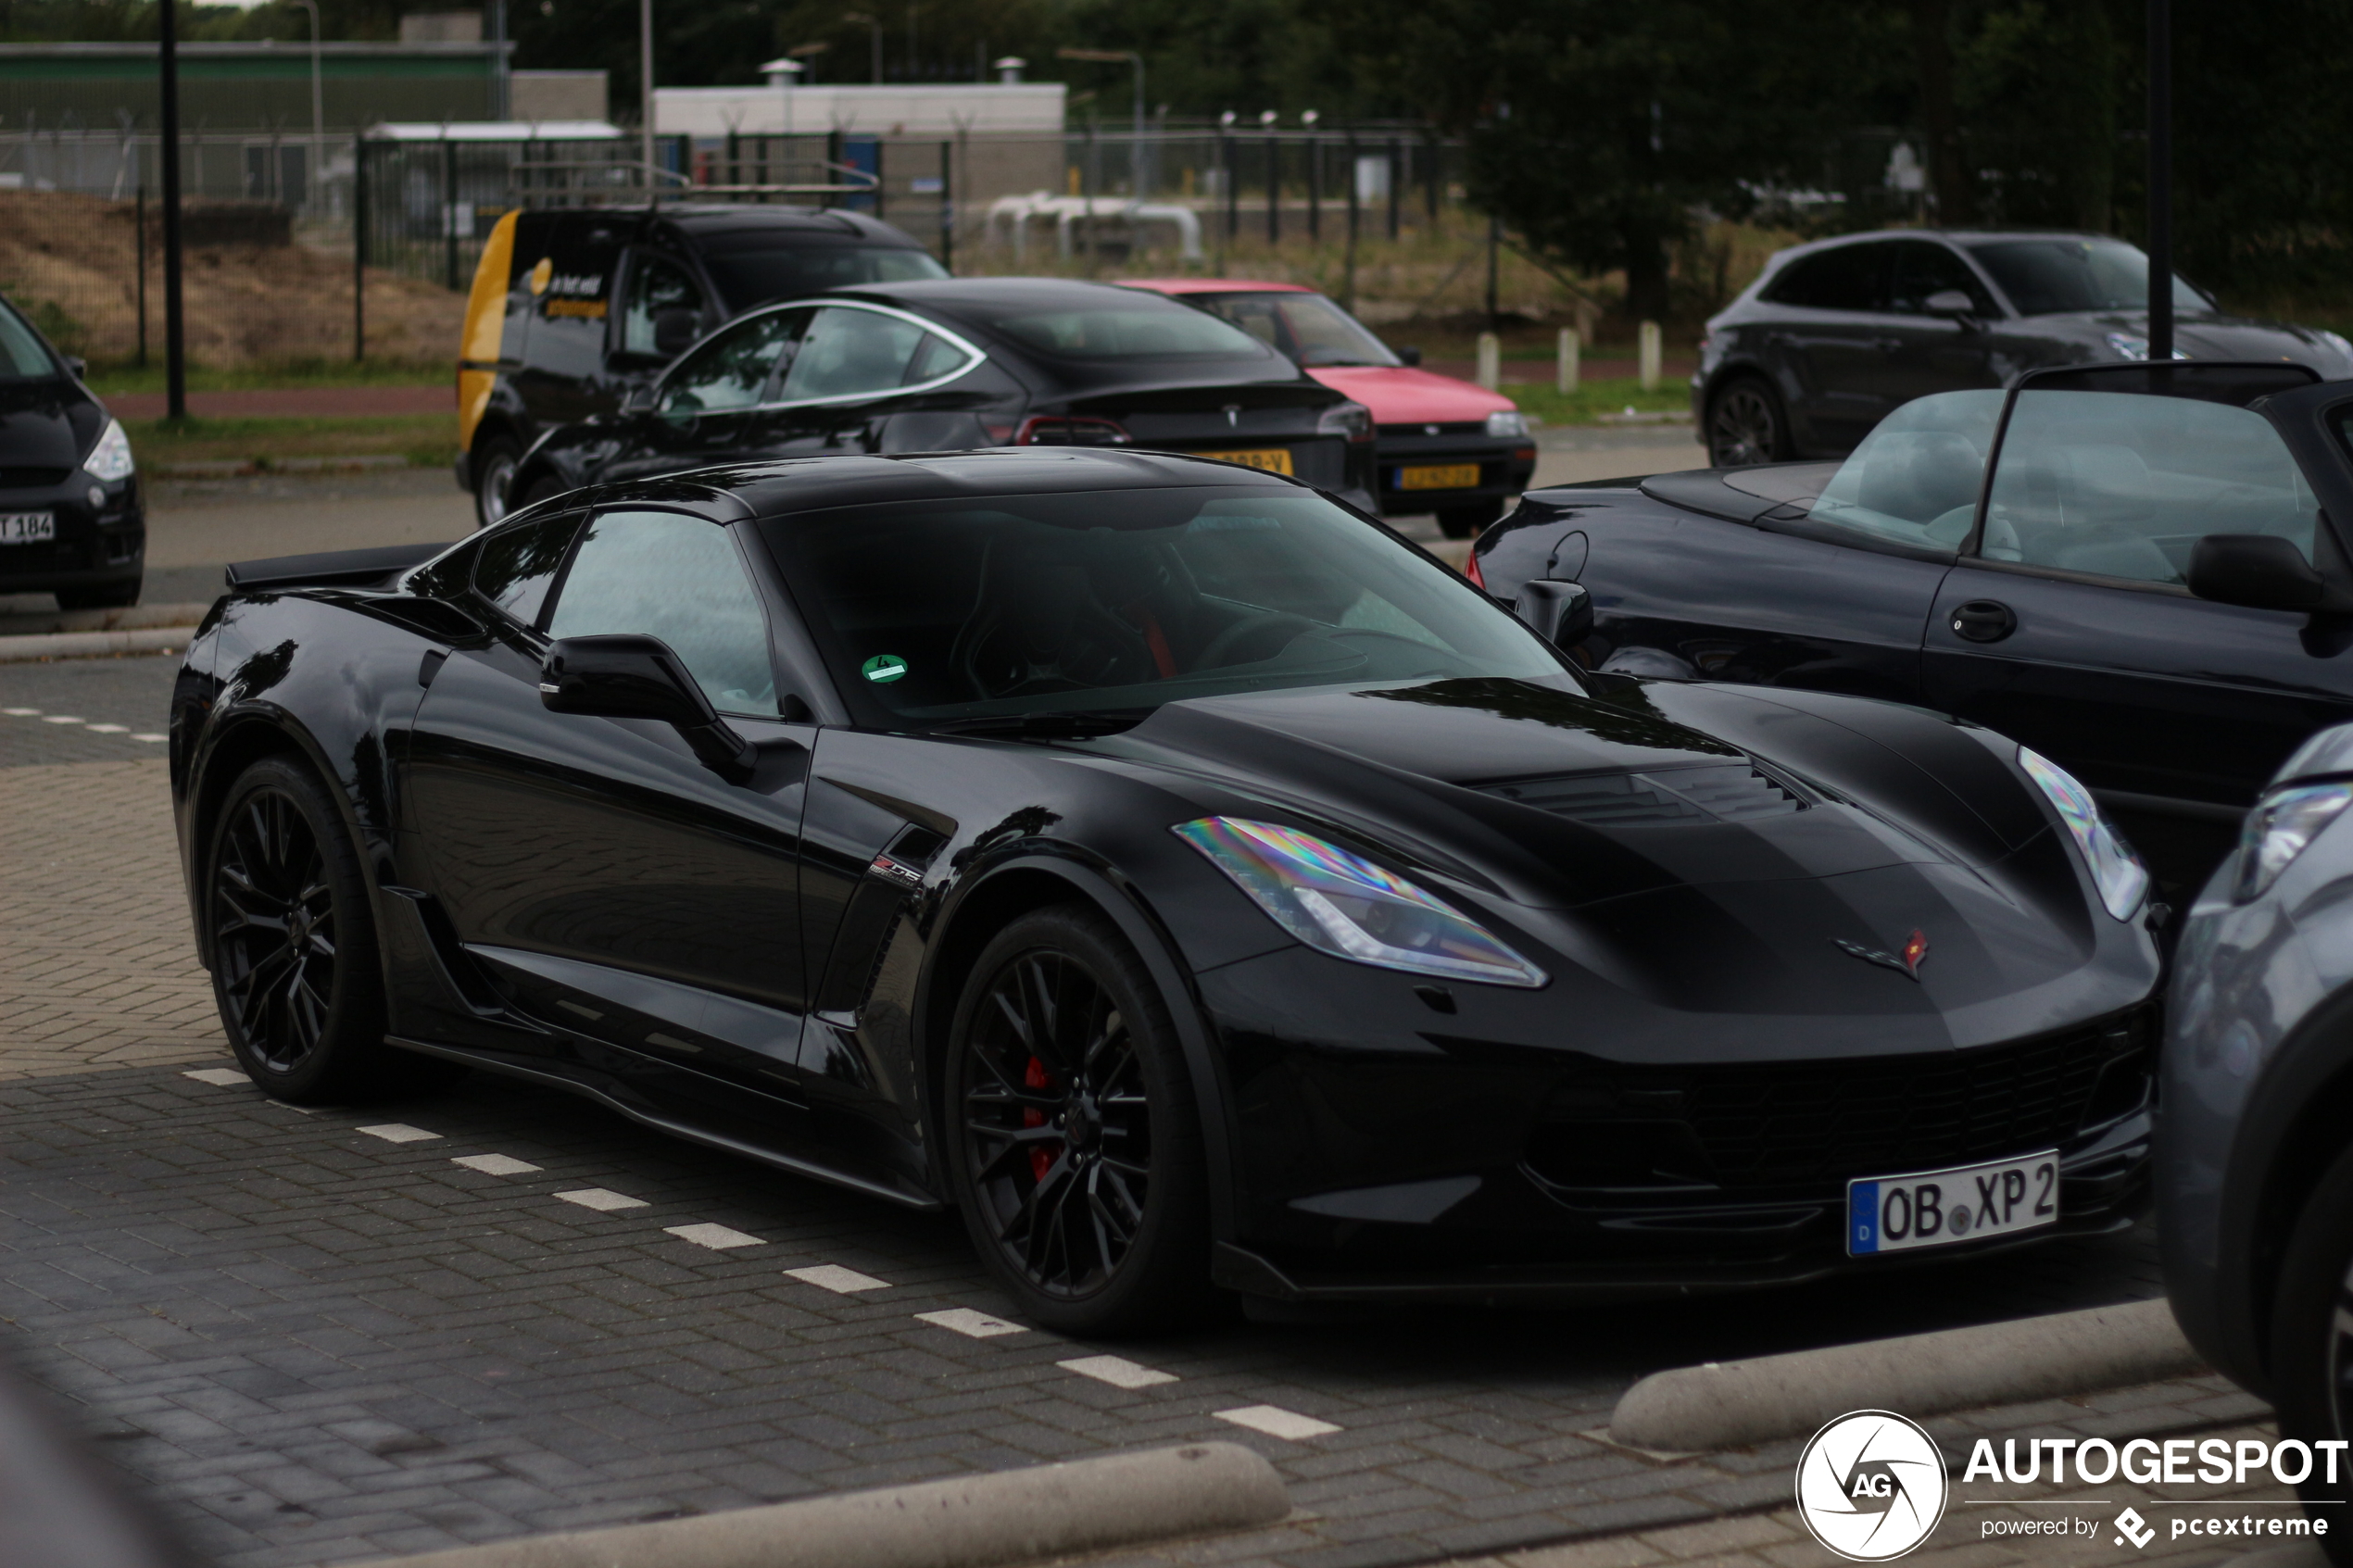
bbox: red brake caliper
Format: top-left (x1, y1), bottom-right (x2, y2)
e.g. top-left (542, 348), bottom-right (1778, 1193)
top-left (1023, 1056), bottom-right (1056, 1182)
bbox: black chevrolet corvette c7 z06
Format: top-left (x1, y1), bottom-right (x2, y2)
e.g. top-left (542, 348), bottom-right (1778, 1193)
top-left (172, 448), bottom-right (2162, 1332)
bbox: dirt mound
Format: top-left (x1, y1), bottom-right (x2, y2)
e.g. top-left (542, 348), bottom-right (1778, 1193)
top-left (0, 189), bottom-right (461, 369)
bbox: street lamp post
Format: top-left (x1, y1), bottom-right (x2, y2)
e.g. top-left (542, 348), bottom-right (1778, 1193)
top-left (2146, 0), bottom-right (2173, 362)
top-left (639, 0), bottom-right (656, 195)
top-left (844, 13), bottom-right (883, 83)
top-left (1056, 49), bottom-right (1145, 197)
top-left (290, 0), bottom-right (322, 210)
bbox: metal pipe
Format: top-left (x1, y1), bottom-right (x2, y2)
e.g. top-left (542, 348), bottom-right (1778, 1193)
top-left (158, 0), bottom-right (185, 419)
top-left (2146, 0), bottom-right (2173, 362)
top-left (351, 135), bottom-right (367, 361)
top-left (291, 0), bottom-right (322, 209)
top-left (640, 0), bottom-right (655, 196)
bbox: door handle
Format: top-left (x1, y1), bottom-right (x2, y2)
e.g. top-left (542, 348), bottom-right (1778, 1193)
top-left (1949, 600), bottom-right (2017, 643)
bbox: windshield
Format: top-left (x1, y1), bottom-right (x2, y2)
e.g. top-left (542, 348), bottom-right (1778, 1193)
top-left (0, 297), bottom-right (58, 379)
top-left (761, 486), bottom-right (1562, 725)
top-left (958, 300), bottom-right (1270, 360)
top-left (1964, 238), bottom-right (2209, 317)
top-left (698, 244), bottom-right (944, 311)
top-left (1191, 291), bottom-right (1401, 367)
top-left (1808, 390), bottom-right (2002, 548)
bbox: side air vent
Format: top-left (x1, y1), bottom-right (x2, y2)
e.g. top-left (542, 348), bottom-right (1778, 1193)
top-left (1479, 764), bottom-right (1803, 825)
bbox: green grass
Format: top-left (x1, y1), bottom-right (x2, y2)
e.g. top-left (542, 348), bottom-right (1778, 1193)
top-left (126, 413), bottom-right (455, 469)
top-left (88, 358), bottom-right (447, 396)
top-left (1507, 374), bottom-right (1692, 427)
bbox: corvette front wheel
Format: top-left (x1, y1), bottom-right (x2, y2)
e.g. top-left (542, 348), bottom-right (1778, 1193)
top-left (945, 906), bottom-right (1213, 1335)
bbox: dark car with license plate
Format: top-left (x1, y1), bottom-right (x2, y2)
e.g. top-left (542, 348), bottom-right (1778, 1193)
top-left (504, 278), bottom-right (1378, 518)
top-left (1477, 361), bottom-right (2353, 898)
top-left (173, 445), bottom-right (2158, 1333)
top-left (1695, 230), bottom-right (2353, 469)
top-left (0, 291), bottom-right (143, 608)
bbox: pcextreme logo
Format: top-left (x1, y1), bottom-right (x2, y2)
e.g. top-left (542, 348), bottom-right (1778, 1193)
top-left (1796, 1411), bottom-right (1950, 1561)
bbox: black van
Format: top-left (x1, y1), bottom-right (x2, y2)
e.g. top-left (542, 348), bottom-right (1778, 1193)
top-left (457, 205), bottom-right (945, 526)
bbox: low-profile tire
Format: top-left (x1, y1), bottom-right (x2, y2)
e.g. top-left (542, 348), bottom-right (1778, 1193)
top-left (2265, 1140), bottom-right (2353, 1561)
top-left (57, 577), bottom-right (141, 610)
top-left (1437, 500), bottom-right (1503, 540)
top-left (1706, 374), bottom-right (1792, 468)
top-left (944, 905), bottom-right (1214, 1335)
top-left (472, 435), bottom-right (523, 530)
top-left (205, 756), bottom-right (419, 1103)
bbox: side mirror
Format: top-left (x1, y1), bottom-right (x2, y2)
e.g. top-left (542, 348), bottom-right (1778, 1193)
top-left (540, 633), bottom-right (756, 778)
top-left (64, 355), bottom-right (87, 380)
top-left (652, 308), bottom-right (700, 358)
top-left (1923, 289), bottom-right (1977, 317)
top-left (1516, 579), bottom-right (1594, 647)
top-left (1395, 345), bottom-right (1422, 367)
top-left (2188, 534), bottom-right (2329, 612)
top-left (620, 383), bottom-right (656, 414)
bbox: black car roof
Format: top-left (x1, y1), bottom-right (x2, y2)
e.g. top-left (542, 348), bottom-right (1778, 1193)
top-left (655, 206), bottom-right (919, 245)
top-left (829, 277), bottom-right (1202, 310)
top-left (692, 447), bottom-right (1302, 521)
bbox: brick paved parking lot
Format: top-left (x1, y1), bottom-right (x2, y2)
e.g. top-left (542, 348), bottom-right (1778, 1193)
top-left (0, 653), bottom-right (2261, 1568)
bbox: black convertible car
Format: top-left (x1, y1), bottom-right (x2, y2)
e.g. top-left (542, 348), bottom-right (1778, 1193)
top-left (1478, 362), bottom-right (2353, 897)
top-left (507, 277), bottom-right (1378, 519)
top-left (173, 448), bottom-right (2160, 1331)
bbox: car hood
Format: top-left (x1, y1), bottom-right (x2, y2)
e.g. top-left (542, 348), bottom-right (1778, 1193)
top-left (2044, 310), bottom-right (2352, 373)
top-left (1306, 365), bottom-right (1515, 423)
top-left (0, 380), bottom-right (102, 470)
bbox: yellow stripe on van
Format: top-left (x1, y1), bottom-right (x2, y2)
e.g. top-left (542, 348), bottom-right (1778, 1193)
top-left (457, 209), bottom-right (520, 454)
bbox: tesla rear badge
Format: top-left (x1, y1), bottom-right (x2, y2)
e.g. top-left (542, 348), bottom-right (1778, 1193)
top-left (1223, 404), bottom-right (1241, 427)
top-left (1835, 928), bottom-right (1930, 980)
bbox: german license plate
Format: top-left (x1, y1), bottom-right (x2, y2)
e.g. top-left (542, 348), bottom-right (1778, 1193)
top-left (1198, 448), bottom-right (1293, 474)
top-left (1398, 463), bottom-right (1481, 490)
top-left (0, 511), bottom-right (55, 544)
top-left (1847, 1149), bottom-right (2058, 1255)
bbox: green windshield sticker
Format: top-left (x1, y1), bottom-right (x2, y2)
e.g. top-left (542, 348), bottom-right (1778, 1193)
top-left (862, 654), bottom-right (910, 684)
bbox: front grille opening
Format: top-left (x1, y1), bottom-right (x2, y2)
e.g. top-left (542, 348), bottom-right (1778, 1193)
top-left (1481, 764), bottom-right (1803, 826)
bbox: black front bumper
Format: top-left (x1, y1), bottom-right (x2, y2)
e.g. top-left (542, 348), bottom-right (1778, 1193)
top-left (0, 475), bottom-right (145, 594)
top-left (1373, 429), bottom-right (1538, 514)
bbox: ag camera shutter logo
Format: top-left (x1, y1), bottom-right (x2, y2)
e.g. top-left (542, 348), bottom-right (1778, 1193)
top-left (1795, 1411), bottom-right (1949, 1561)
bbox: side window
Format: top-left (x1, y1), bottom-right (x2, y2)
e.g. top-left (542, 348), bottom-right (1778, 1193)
top-left (659, 310), bottom-right (805, 418)
top-left (472, 510), bottom-right (582, 626)
top-left (1761, 244), bottom-right (1888, 312)
top-left (780, 307), bottom-right (930, 400)
top-left (621, 255), bottom-right (707, 358)
top-left (546, 510), bottom-right (779, 716)
top-left (1887, 241), bottom-right (1997, 317)
top-left (1202, 296), bottom-right (1287, 352)
top-left (905, 332), bottom-right (975, 386)
top-left (1983, 391), bottom-right (2320, 583)
top-left (407, 537), bottom-right (484, 601)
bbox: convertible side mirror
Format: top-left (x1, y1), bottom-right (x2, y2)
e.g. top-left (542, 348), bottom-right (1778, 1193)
top-left (652, 308), bottom-right (700, 358)
top-left (1394, 345), bottom-right (1422, 367)
top-left (1924, 289), bottom-right (1978, 317)
top-left (540, 633), bottom-right (757, 778)
top-left (1516, 579), bottom-right (1594, 647)
top-left (2188, 534), bottom-right (2329, 612)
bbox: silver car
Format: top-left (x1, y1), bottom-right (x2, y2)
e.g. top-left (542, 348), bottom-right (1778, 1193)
top-left (2161, 721), bottom-right (2353, 1545)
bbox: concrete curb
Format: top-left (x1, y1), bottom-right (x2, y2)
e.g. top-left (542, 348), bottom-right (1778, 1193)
top-left (0, 627), bottom-right (193, 662)
top-left (360, 1441), bottom-right (1288, 1568)
top-left (0, 603), bottom-right (208, 639)
top-left (1609, 1298), bottom-right (2203, 1453)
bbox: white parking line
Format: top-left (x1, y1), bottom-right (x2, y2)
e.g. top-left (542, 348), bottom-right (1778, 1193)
top-left (1214, 1405), bottom-right (1341, 1439)
top-left (914, 1308), bottom-right (1026, 1338)
top-left (1, 708), bottom-right (37, 716)
top-left (786, 1264), bottom-right (889, 1294)
top-left (85, 723), bottom-right (127, 734)
top-left (182, 1067), bottom-right (248, 1086)
top-left (132, 734), bottom-right (167, 743)
top-left (556, 1187), bottom-right (648, 1211)
top-left (451, 1153), bottom-right (541, 1175)
top-left (357, 1123), bottom-right (440, 1144)
top-left (1059, 1355), bottom-right (1178, 1389)
top-left (41, 715), bottom-right (84, 724)
top-left (665, 1223), bottom-right (764, 1250)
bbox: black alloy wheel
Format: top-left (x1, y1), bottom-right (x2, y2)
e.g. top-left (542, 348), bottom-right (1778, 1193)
top-left (2265, 1141), bottom-right (2353, 1561)
top-left (1707, 376), bottom-right (1790, 468)
top-left (946, 907), bottom-right (1211, 1334)
top-left (207, 757), bottom-right (409, 1101)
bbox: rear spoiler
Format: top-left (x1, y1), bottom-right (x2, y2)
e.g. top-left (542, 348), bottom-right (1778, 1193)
top-left (223, 542), bottom-right (451, 592)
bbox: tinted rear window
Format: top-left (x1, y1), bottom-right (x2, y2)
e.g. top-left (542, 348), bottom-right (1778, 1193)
top-left (698, 244), bottom-right (945, 311)
top-left (959, 301), bottom-right (1272, 360)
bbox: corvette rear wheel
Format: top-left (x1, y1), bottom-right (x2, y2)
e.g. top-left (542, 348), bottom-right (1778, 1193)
top-left (945, 907), bottom-right (1212, 1334)
top-left (207, 757), bottom-right (402, 1102)
top-left (1707, 375), bottom-right (1791, 467)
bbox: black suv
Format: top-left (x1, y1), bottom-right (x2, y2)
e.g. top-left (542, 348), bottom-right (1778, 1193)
top-left (1694, 229), bottom-right (2353, 467)
top-left (459, 205), bottom-right (945, 526)
top-left (0, 291), bottom-right (143, 609)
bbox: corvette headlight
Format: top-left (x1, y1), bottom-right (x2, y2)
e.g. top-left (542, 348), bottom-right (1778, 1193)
top-left (2234, 783), bottom-right (2353, 903)
top-left (2019, 747), bottom-right (2148, 920)
top-left (1485, 410), bottom-right (1529, 439)
top-left (83, 418), bottom-right (134, 483)
top-left (1174, 816), bottom-right (1547, 987)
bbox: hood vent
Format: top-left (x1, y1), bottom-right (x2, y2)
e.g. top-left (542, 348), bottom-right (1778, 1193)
top-left (1478, 764), bottom-right (1803, 825)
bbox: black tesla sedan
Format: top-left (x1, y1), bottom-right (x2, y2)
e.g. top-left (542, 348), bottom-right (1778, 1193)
top-left (174, 447), bottom-right (2159, 1332)
top-left (1696, 230), bottom-right (2353, 468)
top-left (1478, 360), bottom-right (2353, 899)
top-left (506, 278), bottom-right (1378, 518)
top-left (0, 292), bottom-right (144, 609)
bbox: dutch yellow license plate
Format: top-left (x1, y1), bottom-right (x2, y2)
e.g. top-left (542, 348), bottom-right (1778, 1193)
top-left (1197, 447), bottom-right (1293, 474)
top-left (1399, 463), bottom-right (1481, 490)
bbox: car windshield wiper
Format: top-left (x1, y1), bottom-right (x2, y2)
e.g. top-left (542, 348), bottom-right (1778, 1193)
top-left (927, 709), bottom-right (1149, 740)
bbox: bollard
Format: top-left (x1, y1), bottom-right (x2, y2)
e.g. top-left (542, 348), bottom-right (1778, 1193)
top-left (1639, 320), bottom-right (1662, 391)
top-left (1476, 331), bottom-right (1502, 392)
top-left (1556, 327), bottom-right (1579, 394)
